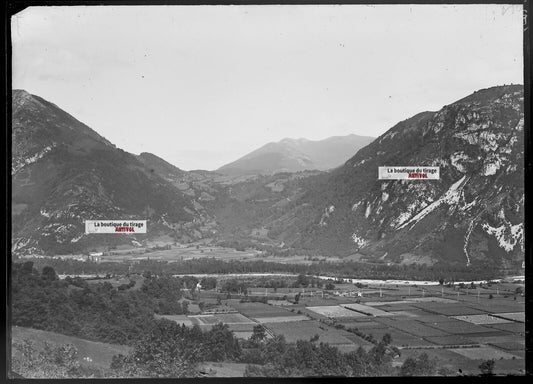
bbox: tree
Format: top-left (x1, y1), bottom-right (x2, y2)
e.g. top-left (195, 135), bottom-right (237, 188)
top-left (294, 274), bottom-right (309, 287)
top-left (181, 300), bottom-right (189, 314)
top-left (21, 261), bottom-right (34, 274)
top-left (400, 353), bottom-right (437, 376)
top-left (200, 277), bottom-right (217, 290)
top-left (41, 266), bottom-right (57, 281)
top-left (250, 325), bottom-right (266, 345)
top-left (142, 270), bottom-right (152, 279)
top-left (479, 359), bottom-right (495, 376)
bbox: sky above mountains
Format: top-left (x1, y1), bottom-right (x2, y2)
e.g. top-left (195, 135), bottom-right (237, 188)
top-left (12, 4), bottom-right (523, 170)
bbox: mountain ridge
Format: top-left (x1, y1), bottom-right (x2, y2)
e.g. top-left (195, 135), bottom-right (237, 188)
top-left (217, 134), bottom-right (375, 176)
top-left (11, 90), bottom-right (207, 255)
top-left (282, 85), bottom-right (524, 268)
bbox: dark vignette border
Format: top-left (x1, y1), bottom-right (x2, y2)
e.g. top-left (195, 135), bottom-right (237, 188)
top-left (2, 0), bottom-right (530, 383)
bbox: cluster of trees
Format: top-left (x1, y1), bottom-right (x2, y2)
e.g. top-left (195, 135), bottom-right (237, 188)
top-left (242, 333), bottom-right (398, 377)
top-left (292, 274), bottom-right (325, 288)
top-left (221, 279), bottom-right (248, 294)
top-left (110, 319), bottom-right (241, 378)
top-left (11, 340), bottom-right (102, 378)
top-left (22, 255), bottom-right (502, 283)
top-left (11, 262), bottom-right (187, 345)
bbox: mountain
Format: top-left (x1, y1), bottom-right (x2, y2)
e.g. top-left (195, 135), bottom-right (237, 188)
top-left (223, 85), bottom-right (524, 270)
top-left (216, 134), bottom-right (375, 176)
top-left (11, 90), bottom-right (203, 255)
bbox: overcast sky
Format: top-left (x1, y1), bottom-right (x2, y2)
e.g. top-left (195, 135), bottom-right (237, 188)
top-left (12, 4), bottom-right (523, 171)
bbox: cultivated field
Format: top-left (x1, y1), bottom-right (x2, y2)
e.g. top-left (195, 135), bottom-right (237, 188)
top-left (254, 315), bottom-right (309, 323)
top-left (157, 314), bottom-right (195, 326)
top-left (449, 346), bottom-right (521, 360)
top-left (452, 314), bottom-right (512, 325)
top-left (492, 312), bottom-right (525, 322)
top-left (264, 320), bottom-right (354, 345)
top-left (213, 313), bottom-right (256, 324)
top-left (306, 305), bottom-right (368, 318)
top-left (340, 303), bottom-right (394, 317)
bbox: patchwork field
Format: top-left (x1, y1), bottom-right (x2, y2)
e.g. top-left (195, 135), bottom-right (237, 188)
top-left (449, 346), bottom-right (521, 360)
top-left (359, 327), bottom-right (437, 348)
top-left (214, 313), bottom-right (255, 324)
top-left (466, 334), bottom-right (523, 345)
top-left (493, 312), bottom-right (525, 322)
top-left (255, 315), bottom-right (309, 323)
top-left (229, 301), bottom-right (294, 317)
top-left (264, 320), bottom-right (354, 345)
top-left (485, 322), bottom-right (525, 334)
top-left (306, 305), bottom-right (368, 318)
top-left (339, 320), bottom-right (388, 329)
top-left (404, 297), bottom-right (458, 304)
top-left (424, 335), bottom-right (477, 346)
top-left (364, 300), bottom-right (414, 306)
top-left (135, 280), bottom-right (527, 375)
top-left (340, 303), bottom-right (394, 317)
top-left (267, 300), bottom-right (293, 306)
top-left (410, 304), bottom-right (488, 316)
top-left (452, 314), bottom-right (511, 325)
top-left (425, 319), bottom-right (500, 335)
top-left (191, 315), bottom-right (221, 325)
top-left (385, 310), bottom-right (422, 319)
top-left (460, 298), bottom-right (525, 314)
top-left (374, 318), bottom-right (450, 337)
top-left (488, 341), bottom-right (525, 351)
top-left (411, 314), bottom-right (459, 324)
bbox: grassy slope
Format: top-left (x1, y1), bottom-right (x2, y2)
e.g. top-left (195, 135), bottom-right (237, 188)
top-left (11, 326), bottom-right (132, 370)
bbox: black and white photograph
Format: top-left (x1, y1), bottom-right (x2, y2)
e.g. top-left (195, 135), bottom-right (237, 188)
top-left (7, 1), bottom-right (528, 378)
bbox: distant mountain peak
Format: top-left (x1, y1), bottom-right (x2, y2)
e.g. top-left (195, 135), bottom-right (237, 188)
top-left (217, 134), bottom-right (375, 176)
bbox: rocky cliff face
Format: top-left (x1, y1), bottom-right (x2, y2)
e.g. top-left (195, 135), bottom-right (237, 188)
top-left (11, 90), bottom-right (201, 255)
top-left (294, 85), bottom-right (524, 269)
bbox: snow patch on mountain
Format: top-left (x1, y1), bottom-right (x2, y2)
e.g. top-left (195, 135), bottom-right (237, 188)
top-left (482, 222), bottom-right (523, 252)
top-left (365, 204), bottom-right (372, 219)
top-left (450, 152), bottom-right (470, 173)
top-left (352, 201), bottom-right (363, 212)
top-left (351, 233), bottom-right (368, 248)
top-left (13, 237), bottom-right (31, 251)
top-left (70, 233), bottom-right (84, 243)
top-left (319, 205), bottom-right (335, 227)
top-left (482, 153), bottom-right (505, 176)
